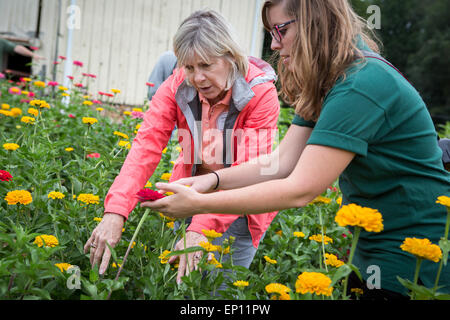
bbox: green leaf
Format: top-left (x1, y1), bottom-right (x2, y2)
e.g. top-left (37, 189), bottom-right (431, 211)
top-left (439, 238), bottom-right (450, 266)
top-left (330, 264), bottom-right (352, 286)
top-left (89, 266), bottom-right (99, 283)
top-left (348, 263), bottom-right (363, 282)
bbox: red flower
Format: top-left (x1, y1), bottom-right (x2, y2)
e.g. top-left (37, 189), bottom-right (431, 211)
top-left (86, 153), bottom-right (100, 159)
top-left (58, 55), bottom-right (66, 60)
top-left (29, 46), bottom-right (39, 51)
top-left (74, 83), bottom-right (84, 88)
top-left (48, 81), bottom-right (59, 86)
top-left (73, 60), bottom-right (83, 67)
top-left (68, 114), bottom-right (76, 118)
top-left (0, 170), bottom-right (13, 182)
top-left (136, 189), bottom-right (166, 202)
top-left (146, 82), bottom-right (155, 87)
top-left (67, 75), bottom-right (74, 80)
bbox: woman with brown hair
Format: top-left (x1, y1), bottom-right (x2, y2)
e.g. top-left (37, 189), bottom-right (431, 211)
top-left (144, 0), bottom-right (450, 300)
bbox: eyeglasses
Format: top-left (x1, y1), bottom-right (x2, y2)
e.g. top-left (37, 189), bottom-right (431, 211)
top-left (269, 19), bottom-right (297, 42)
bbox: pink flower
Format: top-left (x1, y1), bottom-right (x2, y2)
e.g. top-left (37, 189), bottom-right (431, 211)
top-left (58, 55), bottom-right (66, 60)
top-left (20, 99), bottom-right (30, 104)
top-left (146, 82), bottom-right (155, 87)
top-left (28, 91), bottom-right (36, 98)
top-left (92, 100), bottom-right (101, 104)
top-left (136, 189), bottom-right (166, 202)
top-left (74, 83), bottom-right (84, 88)
top-left (68, 114), bottom-right (76, 119)
top-left (67, 75), bottom-right (74, 80)
top-left (53, 61), bottom-right (60, 65)
top-left (48, 81), bottom-right (59, 86)
top-left (8, 87), bottom-right (21, 95)
top-left (73, 60), bottom-right (83, 67)
top-left (86, 153), bottom-right (100, 159)
top-left (131, 111), bottom-right (144, 119)
top-left (0, 72), bottom-right (5, 79)
top-left (29, 46), bottom-right (39, 51)
top-left (88, 74), bottom-right (97, 79)
top-left (0, 170), bottom-right (13, 182)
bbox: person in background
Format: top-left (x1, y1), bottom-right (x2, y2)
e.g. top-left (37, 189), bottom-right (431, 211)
top-left (144, 0), bottom-right (450, 300)
top-left (147, 51), bottom-right (177, 101)
top-left (84, 9), bottom-right (280, 290)
top-left (0, 38), bottom-right (44, 72)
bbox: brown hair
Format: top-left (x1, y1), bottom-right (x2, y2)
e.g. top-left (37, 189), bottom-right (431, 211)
top-left (262, 0), bottom-right (380, 121)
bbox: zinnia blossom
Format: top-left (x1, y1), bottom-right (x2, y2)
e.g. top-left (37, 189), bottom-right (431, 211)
top-left (65, 147), bottom-right (74, 152)
top-left (48, 191), bottom-right (65, 200)
top-left (8, 87), bottom-right (21, 95)
top-left (335, 203), bottom-right (384, 233)
top-left (265, 283), bottom-right (291, 300)
top-left (324, 253), bottom-right (345, 267)
top-left (202, 229), bottom-right (223, 241)
top-left (55, 263), bottom-right (72, 272)
top-left (309, 196), bottom-right (332, 205)
top-left (111, 88), bottom-right (121, 94)
top-left (295, 272), bottom-right (333, 296)
top-left (400, 237), bottom-right (442, 263)
top-left (3, 143), bottom-right (20, 151)
top-left (73, 60), bottom-right (83, 67)
top-left (436, 196), bottom-right (450, 208)
top-left (82, 117), bottom-right (98, 125)
top-left (160, 173), bottom-right (171, 181)
top-left (159, 250), bottom-right (171, 264)
top-left (86, 152), bottom-right (100, 158)
top-left (30, 99), bottom-right (50, 109)
top-left (21, 116), bottom-right (35, 124)
top-left (264, 255), bottom-right (277, 264)
top-left (118, 140), bottom-right (131, 149)
top-left (5, 190), bottom-right (32, 205)
top-left (82, 100), bottom-right (93, 106)
top-left (136, 189), bottom-right (166, 202)
top-left (0, 170), bottom-right (13, 182)
top-left (113, 131), bottom-right (129, 140)
top-left (77, 193), bottom-right (100, 205)
top-left (309, 234), bottom-right (333, 245)
top-left (233, 280), bottom-right (249, 289)
top-left (33, 80), bottom-right (46, 88)
top-left (34, 234), bottom-right (59, 247)
top-left (28, 108), bottom-right (39, 117)
top-left (293, 231), bottom-right (305, 238)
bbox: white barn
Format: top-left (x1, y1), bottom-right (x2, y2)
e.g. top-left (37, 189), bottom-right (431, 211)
top-left (0, 0), bottom-right (266, 106)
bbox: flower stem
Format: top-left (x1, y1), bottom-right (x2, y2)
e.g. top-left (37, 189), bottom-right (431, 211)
top-left (433, 209), bottom-right (450, 293)
top-left (342, 226), bottom-right (361, 299)
top-left (319, 208), bottom-right (328, 272)
top-left (411, 258), bottom-right (423, 300)
top-left (107, 208), bottom-right (151, 300)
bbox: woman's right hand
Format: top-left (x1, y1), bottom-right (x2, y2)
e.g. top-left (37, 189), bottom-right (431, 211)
top-left (171, 172), bottom-right (219, 193)
top-left (84, 213), bottom-right (125, 275)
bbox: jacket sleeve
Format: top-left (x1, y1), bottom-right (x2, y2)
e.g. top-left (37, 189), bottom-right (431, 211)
top-left (103, 76), bottom-right (178, 220)
top-left (187, 81), bottom-right (280, 235)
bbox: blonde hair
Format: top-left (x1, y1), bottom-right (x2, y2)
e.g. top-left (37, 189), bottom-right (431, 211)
top-left (262, 0), bottom-right (380, 121)
top-left (173, 9), bottom-right (249, 90)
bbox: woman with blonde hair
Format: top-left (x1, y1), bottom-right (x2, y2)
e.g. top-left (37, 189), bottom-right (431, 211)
top-left (145, 0), bottom-right (450, 299)
top-left (84, 9), bottom-right (280, 287)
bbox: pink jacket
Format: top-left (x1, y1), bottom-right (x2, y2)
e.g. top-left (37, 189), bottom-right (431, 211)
top-left (104, 57), bottom-right (280, 248)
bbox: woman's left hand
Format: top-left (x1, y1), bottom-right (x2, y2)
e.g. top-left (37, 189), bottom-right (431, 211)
top-left (140, 182), bottom-right (205, 218)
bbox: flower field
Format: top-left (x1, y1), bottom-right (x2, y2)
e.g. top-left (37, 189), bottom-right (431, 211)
top-left (0, 67), bottom-right (449, 301)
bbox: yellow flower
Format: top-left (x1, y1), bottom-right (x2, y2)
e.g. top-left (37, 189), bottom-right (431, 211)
top-left (93, 217), bottom-right (102, 222)
top-left (265, 283), bottom-right (291, 300)
top-left (1, 103), bottom-right (10, 109)
top-left (77, 193), bottom-right (100, 205)
top-left (208, 254), bottom-right (223, 268)
top-left (199, 241), bottom-right (219, 252)
top-left (123, 111), bottom-right (132, 116)
top-left (111, 88), bottom-right (121, 94)
top-left (34, 234), bottom-right (59, 247)
top-left (83, 100), bottom-right (93, 106)
top-left (132, 108), bottom-right (142, 112)
top-left (436, 196), bottom-right (450, 208)
top-left (82, 117), bottom-right (98, 125)
top-left (160, 173), bottom-right (171, 181)
top-left (264, 255), bottom-right (277, 264)
top-left (233, 280), bottom-right (249, 289)
top-left (3, 143), bottom-right (20, 151)
top-left (336, 197), bottom-right (342, 206)
top-left (28, 108), bottom-right (39, 117)
top-left (162, 147), bottom-right (168, 154)
top-left (0, 110), bottom-right (13, 117)
top-left (309, 234), bottom-right (333, 245)
top-left (33, 80), bottom-right (46, 88)
top-left (22, 77), bottom-right (31, 82)
top-left (351, 288), bottom-right (364, 295)
top-left (61, 92), bottom-right (70, 97)
top-left (118, 140), bottom-right (131, 149)
top-left (293, 231), bottom-right (305, 238)
top-left (10, 108), bottom-right (22, 117)
top-left (30, 99), bottom-right (50, 109)
top-left (65, 147), bottom-right (74, 152)
top-left (55, 263), bottom-right (72, 272)
top-left (5, 190), bottom-right (33, 205)
top-left (21, 116), bottom-right (35, 124)
top-left (159, 250), bottom-right (171, 264)
top-left (58, 85), bottom-right (69, 91)
top-left (202, 229), bottom-right (223, 241)
top-left (112, 262), bottom-right (122, 268)
top-left (166, 221), bottom-right (174, 229)
top-left (145, 181), bottom-right (152, 188)
top-left (48, 191), bottom-right (65, 200)
top-left (400, 237), bottom-right (442, 263)
top-left (335, 203), bottom-right (384, 233)
top-left (295, 272), bottom-right (333, 296)
top-left (324, 253), bottom-right (345, 267)
top-left (96, 107), bottom-right (104, 111)
top-left (309, 196), bottom-right (332, 205)
top-left (158, 212), bottom-right (175, 222)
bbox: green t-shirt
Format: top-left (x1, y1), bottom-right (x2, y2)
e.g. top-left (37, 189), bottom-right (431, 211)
top-left (292, 50), bottom-right (450, 295)
top-left (0, 38), bottom-right (16, 71)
